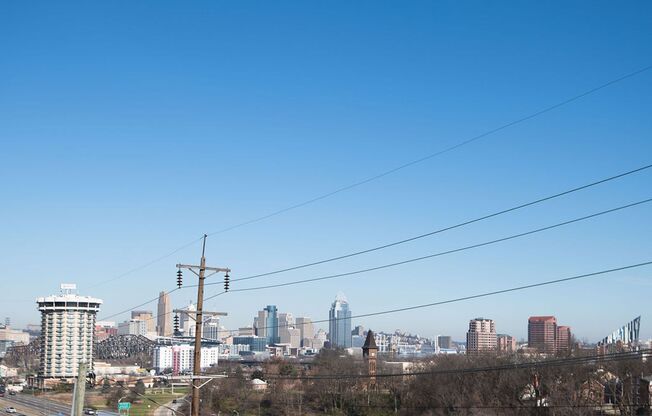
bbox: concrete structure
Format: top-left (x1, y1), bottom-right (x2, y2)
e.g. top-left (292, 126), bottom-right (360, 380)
top-left (156, 291), bottom-right (173, 337)
top-left (466, 318), bottom-right (496, 354)
top-left (152, 344), bottom-right (220, 374)
top-left (280, 327), bottom-right (301, 348)
top-left (528, 316), bottom-right (557, 354)
top-left (328, 293), bottom-right (352, 348)
top-left (36, 284), bottom-right (102, 380)
top-left (497, 334), bottom-right (516, 353)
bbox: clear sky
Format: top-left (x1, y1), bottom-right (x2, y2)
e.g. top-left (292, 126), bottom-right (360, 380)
top-left (1, 1), bottom-right (651, 343)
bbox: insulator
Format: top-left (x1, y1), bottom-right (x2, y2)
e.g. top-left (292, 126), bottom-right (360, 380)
top-left (224, 272), bottom-right (230, 292)
top-left (176, 269), bottom-right (183, 288)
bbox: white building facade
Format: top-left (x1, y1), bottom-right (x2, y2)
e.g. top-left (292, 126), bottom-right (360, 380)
top-left (36, 284), bottom-right (102, 380)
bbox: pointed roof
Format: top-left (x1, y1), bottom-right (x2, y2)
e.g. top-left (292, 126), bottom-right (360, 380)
top-left (362, 330), bottom-right (377, 350)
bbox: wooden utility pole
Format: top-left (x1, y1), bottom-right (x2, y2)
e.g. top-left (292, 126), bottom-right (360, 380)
top-left (70, 362), bottom-right (87, 416)
top-left (177, 234), bottom-right (230, 416)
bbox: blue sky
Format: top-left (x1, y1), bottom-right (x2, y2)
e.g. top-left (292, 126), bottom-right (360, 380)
top-left (1, 1), bottom-right (651, 342)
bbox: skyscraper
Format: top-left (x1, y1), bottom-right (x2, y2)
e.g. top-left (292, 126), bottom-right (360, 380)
top-left (254, 305), bottom-right (279, 345)
top-left (36, 284), bottom-right (102, 384)
top-left (296, 317), bottom-right (314, 347)
top-left (528, 316), bottom-right (557, 353)
top-left (328, 293), bottom-right (352, 348)
top-left (466, 318), bottom-right (496, 354)
top-left (157, 291), bottom-right (172, 337)
top-left (556, 325), bottom-right (572, 352)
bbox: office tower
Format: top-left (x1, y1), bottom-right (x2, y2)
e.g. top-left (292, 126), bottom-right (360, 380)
top-left (131, 310), bottom-right (155, 333)
top-left (36, 284), bottom-right (102, 381)
top-left (179, 302), bottom-right (197, 337)
top-left (437, 335), bottom-right (453, 349)
top-left (254, 305), bottom-right (279, 345)
top-left (328, 293), bottom-right (352, 348)
top-left (203, 316), bottom-right (222, 341)
top-left (295, 317), bottom-right (314, 347)
top-left (157, 291), bottom-right (172, 337)
top-left (556, 326), bottom-right (572, 352)
top-left (118, 319), bottom-right (148, 336)
top-left (352, 325), bottom-right (365, 337)
top-left (466, 318), bottom-right (496, 354)
top-left (528, 316), bottom-right (557, 353)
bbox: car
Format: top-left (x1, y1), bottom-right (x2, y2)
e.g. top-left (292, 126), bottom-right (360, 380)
top-left (8, 392), bottom-right (16, 396)
top-left (5, 408), bottom-right (17, 414)
top-left (83, 409), bottom-right (96, 415)
top-left (172, 400), bottom-right (177, 404)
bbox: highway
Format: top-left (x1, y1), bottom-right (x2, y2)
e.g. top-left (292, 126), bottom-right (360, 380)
top-left (0, 395), bottom-right (118, 416)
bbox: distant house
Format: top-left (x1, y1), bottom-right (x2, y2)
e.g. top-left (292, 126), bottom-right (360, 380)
top-left (251, 378), bottom-right (268, 391)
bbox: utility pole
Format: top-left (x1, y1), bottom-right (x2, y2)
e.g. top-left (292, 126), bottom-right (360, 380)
top-left (70, 362), bottom-right (87, 416)
top-left (177, 234), bottom-right (230, 416)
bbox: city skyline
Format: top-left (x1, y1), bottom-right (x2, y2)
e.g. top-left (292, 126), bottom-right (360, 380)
top-left (3, 281), bottom-right (649, 344)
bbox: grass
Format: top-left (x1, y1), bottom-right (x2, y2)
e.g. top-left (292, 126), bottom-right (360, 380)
top-left (124, 392), bottom-right (185, 416)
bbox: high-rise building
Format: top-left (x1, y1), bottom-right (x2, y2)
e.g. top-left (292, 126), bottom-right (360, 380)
top-left (437, 335), bottom-right (453, 349)
top-left (179, 302), bottom-right (197, 337)
top-left (328, 293), bottom-right (352, 348)
top-left (157, 291), bottom-right (172, 337)
top-left (466, 318), bottom-right (496, 354)
top-left (36, 284), bottom-right (102, 382)
top-left (528, 316), bottom-right (557, 354)
top-left (556, 326), bottom-right (572, 352)
top-left (254, 305), bottom-right (279, 345)
top-left (131, 310), bottom-right (155, 333)
top-left (152, 344), bottom-right (220, 374)
top-left (497, 334), bottom-right (516, 353)
top-left (203, 316), bottom-right (223, 341)
top-left (118, 319), bottom-right (148, 336)
top-left (295, 317), bottom-right (314, 347)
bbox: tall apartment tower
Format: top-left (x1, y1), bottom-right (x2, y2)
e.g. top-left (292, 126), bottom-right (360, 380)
top-left (528, 316), bottom-right (557, 353)
top-left (328, 293), bottom-right (352, 348)
top-left (156, 291), bottom-right (172, 337)
top-left (36, 284), bottom-right (102, 383)
top-left (466, 318), bottom-right (497, 354)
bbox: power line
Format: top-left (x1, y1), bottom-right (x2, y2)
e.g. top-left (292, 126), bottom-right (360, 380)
top-left (212, 260), bottom-right (652, 335)
top-left (232, 163), bottom-right (652, 283)
top-left (90, 235), bottom-right (204, 289)
top-left (206, 64), bottom-right (652, 237)
top-left (212, 198), bottom-right (652, 292)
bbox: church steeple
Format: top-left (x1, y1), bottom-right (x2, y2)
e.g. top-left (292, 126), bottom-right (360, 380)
top-left (362, 330), bottom-right (378, 387)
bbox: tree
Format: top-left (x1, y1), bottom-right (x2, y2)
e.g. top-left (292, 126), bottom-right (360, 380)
top-left (134, 380), bottom-right (146, 396)
top-left (251, 369), bottom-right (265, 381)
top-left (101, 377), bottom-right (111, 394)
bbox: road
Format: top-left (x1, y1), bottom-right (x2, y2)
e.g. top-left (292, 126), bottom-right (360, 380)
top-left (0, 395), bottom-right (118, 416)
top-left (152, 400), bottom-right (181, 416)
top-left (0, 396), bottom-right (43, 416)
